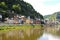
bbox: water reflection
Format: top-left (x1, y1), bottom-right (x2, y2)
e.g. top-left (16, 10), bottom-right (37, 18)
top-left (38, 26), bottom-right (60, 40)
top-left (38, 33), bottom-right (60, 40)
top-left (0, 28), bottom-right (43, 40)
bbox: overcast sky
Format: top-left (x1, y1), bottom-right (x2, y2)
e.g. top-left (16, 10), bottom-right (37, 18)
top-left (24, 0), bottom-right (60, 16)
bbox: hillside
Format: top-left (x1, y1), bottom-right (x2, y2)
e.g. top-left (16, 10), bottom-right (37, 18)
top-left (0, 0), bottom-right (43, 22)
top-left (44, 11), bottom-right (60, 21)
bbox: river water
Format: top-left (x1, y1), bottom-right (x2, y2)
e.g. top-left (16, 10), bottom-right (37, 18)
top-left (37, 26), bottom-right (60, 40)
top-left (0, 28), bottom-right (60, 40)
top-left (38, 32), bottom-right (60, 40)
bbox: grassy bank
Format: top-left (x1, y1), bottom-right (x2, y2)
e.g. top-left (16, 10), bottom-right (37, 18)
top-left (0, 24), bottom-right (43, 32)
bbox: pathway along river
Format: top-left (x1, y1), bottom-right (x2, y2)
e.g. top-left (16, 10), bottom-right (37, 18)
top-left (0, 26), bottom-right (60, 40)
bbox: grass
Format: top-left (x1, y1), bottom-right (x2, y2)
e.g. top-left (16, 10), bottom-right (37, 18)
top-left (0, 24), bottom-right (43, 32)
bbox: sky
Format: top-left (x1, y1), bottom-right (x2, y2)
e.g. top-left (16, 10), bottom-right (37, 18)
top-left (24, 0), bottom-right (60, 16)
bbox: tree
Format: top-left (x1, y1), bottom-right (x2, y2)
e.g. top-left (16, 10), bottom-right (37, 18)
top-left (0, 0), bottom-right (43, 22)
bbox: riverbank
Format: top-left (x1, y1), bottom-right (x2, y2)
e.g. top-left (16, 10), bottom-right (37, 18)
top-left (0, 24), bottom-right (43, 32)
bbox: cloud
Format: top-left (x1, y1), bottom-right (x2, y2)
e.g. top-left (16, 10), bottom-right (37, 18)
top-left (24, 0), bottom-right (60, 16)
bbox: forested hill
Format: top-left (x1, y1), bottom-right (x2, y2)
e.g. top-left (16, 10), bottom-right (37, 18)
top-left (44, 11), bottom-right (60, 20)
top-left (0, 0), bottom-right (43, 20)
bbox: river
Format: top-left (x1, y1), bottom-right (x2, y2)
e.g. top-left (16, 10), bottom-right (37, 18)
top-left (38, 32), bottom-right (60, 40)
top-left (0, 27), bottom-right (60, 40)
top-left (38, 26), bottom-right (60, 40)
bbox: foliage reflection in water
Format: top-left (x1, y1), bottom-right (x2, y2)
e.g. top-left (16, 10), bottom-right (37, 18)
top-left (0, 28), bottom-right (43, 40)
top-left (38, 27), bottom-right (60, 40)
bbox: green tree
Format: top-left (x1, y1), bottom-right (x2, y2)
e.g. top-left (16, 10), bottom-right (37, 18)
top-left (0, 0), bottom-right (43, 22)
